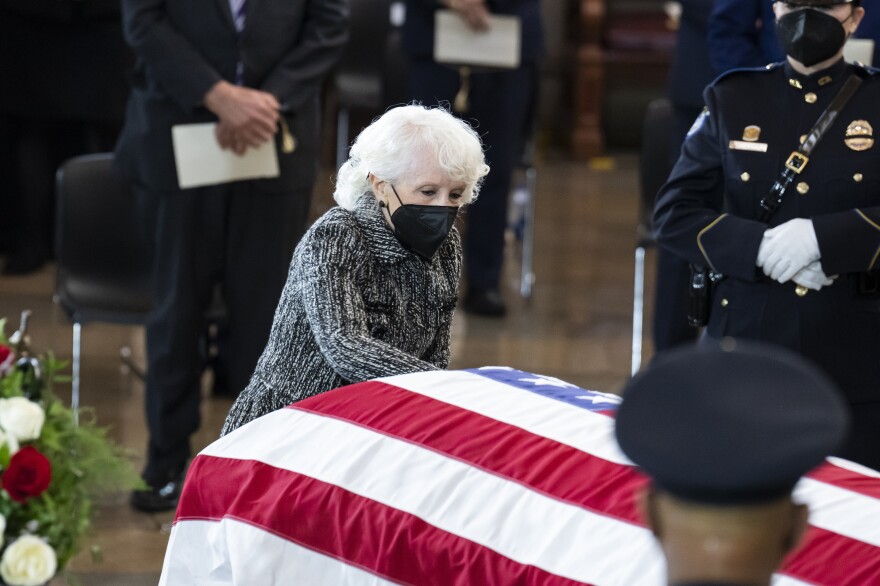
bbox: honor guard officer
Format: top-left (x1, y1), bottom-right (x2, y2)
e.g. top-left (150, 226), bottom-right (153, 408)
top-left (654, 0), bottom-right (880, 471)
top-left (616, 341), bottom-right (850, 586)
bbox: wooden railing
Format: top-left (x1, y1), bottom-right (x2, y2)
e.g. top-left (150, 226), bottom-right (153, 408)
top-left (571, 0), bottom-right (675, 160)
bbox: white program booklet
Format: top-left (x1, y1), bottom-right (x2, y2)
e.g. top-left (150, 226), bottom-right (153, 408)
top-left (844, 38), bottom-right (874, 66)
top-left (171, 123), bottom-right (279, 189)
top-left (434, 10), bottom-right (521, 69)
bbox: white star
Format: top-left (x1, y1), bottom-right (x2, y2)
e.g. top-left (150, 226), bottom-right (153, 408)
top-left (517, 375), bottom-right (577, 389)
top-left (575, 392), bottom-right (622, 405)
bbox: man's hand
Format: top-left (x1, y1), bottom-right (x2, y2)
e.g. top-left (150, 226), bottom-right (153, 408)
top-left (755, 218), bottom-right (820, 283)
top-left (443, 0), bottom-right (491, 31)
top-left (791, 261), bottom-right (836, 291)
top-left (204, 80), bottom-right (279, 152)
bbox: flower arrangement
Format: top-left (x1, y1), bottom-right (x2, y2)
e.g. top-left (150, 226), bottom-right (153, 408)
top-left (0, 314), bottom-right (139, 586)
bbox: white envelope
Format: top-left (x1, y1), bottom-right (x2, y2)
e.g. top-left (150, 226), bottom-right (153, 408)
top-left (434, 10), bottom-right (521, 69)
top-left (844, 38), bottom-right (874, 66)
top-left (171, 123), bottom-right (280, 189)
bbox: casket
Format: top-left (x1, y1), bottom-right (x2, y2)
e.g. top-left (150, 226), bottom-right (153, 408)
top-left (159, 367), bottom-right (880, 585)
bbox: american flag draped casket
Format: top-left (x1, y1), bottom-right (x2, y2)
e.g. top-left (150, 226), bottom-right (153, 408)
top-left (159, 367), bottom-right (880, 585)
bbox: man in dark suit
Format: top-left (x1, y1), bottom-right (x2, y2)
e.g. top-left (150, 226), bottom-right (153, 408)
top-left (655, 0), bottom-right (880, 471)
top-left (0, 0), bottom-right (132, 274)
top-left (115, 0), bottom-right (348, 511)
top-left (402, 0), bottom-right (543, 316)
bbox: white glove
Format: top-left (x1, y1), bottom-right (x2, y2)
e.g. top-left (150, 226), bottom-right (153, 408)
top-left (791, 261), bottom-right (836, 291)
top-left (756, 218), bottom-right (820, 283)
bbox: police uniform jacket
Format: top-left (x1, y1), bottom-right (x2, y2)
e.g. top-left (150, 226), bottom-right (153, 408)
top-left (221, 196), bottom-right (461, 435)
top-left (654, 59), bottom-right (880, 403)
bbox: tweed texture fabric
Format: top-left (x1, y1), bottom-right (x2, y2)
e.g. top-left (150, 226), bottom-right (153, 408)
top-left (221, 195), bottom-right (462, 434)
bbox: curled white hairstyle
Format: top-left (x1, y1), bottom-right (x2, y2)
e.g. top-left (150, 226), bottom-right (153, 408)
top-left (334, 104), bottom-right (490, 210)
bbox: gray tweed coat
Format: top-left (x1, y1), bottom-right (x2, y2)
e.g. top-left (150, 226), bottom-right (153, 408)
top-left (221, 195), bottom-right (461, 435)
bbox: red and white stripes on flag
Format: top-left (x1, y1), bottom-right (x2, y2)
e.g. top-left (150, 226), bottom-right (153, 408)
top-left (160, 368), bottom-right (880, 585)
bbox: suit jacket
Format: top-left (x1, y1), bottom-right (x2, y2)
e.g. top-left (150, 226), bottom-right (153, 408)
top-left (402, 0), bottom-right (543, 64)
top-left (114, 0), bottom-right (348, 192)
top-left (0, 5), bottom-right (131, 121)
top-left (709, 0), bottom-right (880, 74)
top-left (668, 0), bottom-right (716, 110)
top-left (654, 59), bottom-right (880, 402)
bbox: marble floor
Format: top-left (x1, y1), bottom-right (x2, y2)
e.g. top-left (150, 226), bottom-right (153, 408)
top-left (0, 152), bottom-right (658, 584)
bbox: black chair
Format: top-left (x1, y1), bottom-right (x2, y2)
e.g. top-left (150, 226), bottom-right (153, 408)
top-left (632, 97), bottom-right (673, 374)
top-left (333, 0), bottom-right (407, 169)
top-left (54, 153), bottom-right (153, 414)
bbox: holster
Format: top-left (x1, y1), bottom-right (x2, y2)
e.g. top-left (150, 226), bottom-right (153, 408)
top-left (687, 263), bottom-right (712, 328)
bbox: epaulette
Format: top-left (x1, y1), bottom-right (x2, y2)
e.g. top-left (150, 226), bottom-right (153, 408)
top-left (710, 62), bottom-right (782, 87)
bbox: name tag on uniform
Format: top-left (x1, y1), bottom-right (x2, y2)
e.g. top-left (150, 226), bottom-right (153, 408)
top-left (729, 140), bottom-right (768, 153)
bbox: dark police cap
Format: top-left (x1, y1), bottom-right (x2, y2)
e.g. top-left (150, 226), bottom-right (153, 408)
top-left (615, 340), bottom-right (850, 505)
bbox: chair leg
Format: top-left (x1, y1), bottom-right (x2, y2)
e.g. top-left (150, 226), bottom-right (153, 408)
top-left (72, 322), bottom-right (81, 425)
top-left (520, 166), bottom-right (537, 299)
top-left (336, 108), bottom-right (350, 171)
top-left (120, 346), bottom-right (146, 381)
top-left (632, 246), bottom-right (646, 376)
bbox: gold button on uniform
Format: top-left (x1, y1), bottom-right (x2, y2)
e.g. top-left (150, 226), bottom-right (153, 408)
top-left (741, 172), bottom-right (751, 182)
top-left (805, 92), bottom-right (818, 104)
top-left (797, 182), bottom-right (810, 194)
top-left (796, 285), bottom-right (808, 297)
top-left (854, 173), bottom-right (864, 182)
top-left (721, 299), bottom-right (729, 308)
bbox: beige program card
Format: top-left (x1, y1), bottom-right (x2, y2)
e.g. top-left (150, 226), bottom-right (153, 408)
top-left (434, 10), bottom-right (521, 69)
top-left (171, 123), bottom-right (279, 189)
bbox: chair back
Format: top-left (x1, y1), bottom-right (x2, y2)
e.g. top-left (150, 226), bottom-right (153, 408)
top-left (334, 0), bottom-right (407, 110)
top-left (637, 97), bottom-right (674, 244)
top-left (55, 153), bottom-right (152, 325)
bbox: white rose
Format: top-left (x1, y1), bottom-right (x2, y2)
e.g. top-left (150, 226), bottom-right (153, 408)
top-left (0, 398), bottom-right (45, 442)
top-left (0, 535), bottom-right (57, 586)
top-left (0, 428), bottom-right (20, 458)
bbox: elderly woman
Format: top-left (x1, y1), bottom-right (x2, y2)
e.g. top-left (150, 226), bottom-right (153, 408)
top-left (221, 105), bottom-right (489, 434)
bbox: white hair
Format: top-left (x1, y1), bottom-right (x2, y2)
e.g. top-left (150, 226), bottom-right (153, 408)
top-left (334, 104), bottom-right (490, 210)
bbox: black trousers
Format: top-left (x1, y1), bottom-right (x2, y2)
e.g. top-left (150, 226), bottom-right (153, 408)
top-left (138, 181), bottom-right (311, 485)
top-left (407, 60), bottom-right (535, 291)
top-left (652, 105), bottom-right (702, 352)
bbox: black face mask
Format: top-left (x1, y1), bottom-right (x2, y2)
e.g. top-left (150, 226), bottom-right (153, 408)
top-left (386, 185), bottom-right (459, 261)
top-left (776, 8), bottom-right (849, 67)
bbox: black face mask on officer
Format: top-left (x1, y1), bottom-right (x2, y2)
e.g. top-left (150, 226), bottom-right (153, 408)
top-left (384, 184), bottom-right (459, 261)
top-left (776, 7), bottom-right (851, 67)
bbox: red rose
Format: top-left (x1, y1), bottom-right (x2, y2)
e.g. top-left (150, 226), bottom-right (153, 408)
top-left (2, 446), bottom-right (52, 503)
top-left (0, 343), bottom-right (13, 376)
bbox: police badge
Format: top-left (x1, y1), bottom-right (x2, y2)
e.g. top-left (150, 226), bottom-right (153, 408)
top-left (845, 120), bottom-right (874, 151)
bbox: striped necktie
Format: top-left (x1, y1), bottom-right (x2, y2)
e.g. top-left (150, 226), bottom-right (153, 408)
top-left (230, 0), bottom-right (247, 84)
